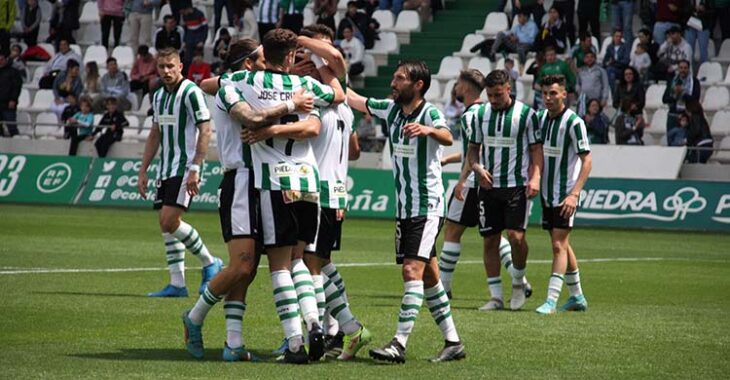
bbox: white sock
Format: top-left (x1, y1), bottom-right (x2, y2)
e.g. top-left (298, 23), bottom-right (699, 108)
top-left (189, 285), bottom-right (222, 325)
top-left (324, 312), bottom-right (339, 336)
top-left (172, 221), bottom-right (214, 267)
top-left (271, 270), bottom-right (303, 349)
top-left (498, 237), bottom-right (514, 273)
top-left (312, 275), bottom-right (326, 326)
top-left (321, 262), bottom-right (348, 303)
top-left (163, 233), bottom-right (186, 287)
top-left (512, 266), bottom-right (526, 286)
top-left (547, 273), bottom-right (564, 303)
top-left (565, 270), bottom-right (583, 296)
top-left (438, 241), bottom-right (460, 292)
top-left (394, 280), bottom-right (424, 348)
top-left (224, 301), bottom-right (245, 349)
top-left (487, 276), bottom-right (503, 300)
top-left (323, 275), bottom-right (360, 335)
top-left (291, 259), bottom-right (319, 328)
top-left (425, 281), bottom-right (459, 342)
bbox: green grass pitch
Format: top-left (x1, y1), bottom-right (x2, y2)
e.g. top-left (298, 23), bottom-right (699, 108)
top-left (1, 204), bottom-right (729, 379)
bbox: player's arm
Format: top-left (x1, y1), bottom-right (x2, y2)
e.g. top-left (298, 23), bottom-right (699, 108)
top-left (440, 152), bottom-right (461, 166)
top-left (241, 116), bottom-right (322, 143)
top-left (185, 120), bottom-right (211, 197)
top-left (200, 76), bottom-right (221, 95)
top-left (527, 144), bottom-right (543, 199)
top-left (222, 86), bottom-right (314, 129)
top-left (298, 35), bottom-right (347, 79)
top-left (561, 152), bottom-right (592, 218)
top-left (402, 123), bottom-right (452, 145)
top-left (349, 131), bottom-right (361, 160)
top-left (452, 151), bottom-right (473, 201)
top-left (346, 87), bottom-right (368, 113)
top-left (467, 142), bottom-right (492, 190)
top-left (137, 123), bottom-right (160, 199)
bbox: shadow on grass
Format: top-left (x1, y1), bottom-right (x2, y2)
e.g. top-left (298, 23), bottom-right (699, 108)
top-left (70, 348), bottom-right (278, 362)
top-left (33, 291), bottom-right (148, 298)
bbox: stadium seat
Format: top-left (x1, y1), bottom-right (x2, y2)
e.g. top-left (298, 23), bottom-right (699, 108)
top-left (93, 114), bottom-right (103, 127)
top-left (112, 46), bottom-right (135, 69)
top-left (34, 112), bottom-right (62, 139)
top-left (70, 44), bottom-right (82, 57)
top-left (362, 54), bottom-right (377, 77)
top-left (391, 10), bottom-right (421, 33)
top-left (598, 36), bottom-right (615, 61)
top-left (79, 2), bottom-right (100, 24)
top-left (476, 12), bottom-right (509, 36)
top-left (440, 79), bottom-right (457, 103)
top-left (698, 62), bottom-right (723, 85)
top-left (467, 56), bottom-right (492, 75)
top-left (303, 7), bottom-right (315, 26)
top-left (644, 84), bottom-right (667, 111)
top-left (29, 90), bottom-right (55, 113)
top-left (713, 39), bottom-right (730, 63)
top-left (17, 89), bottom-right (31, 109)
top-left (702, 86), bottom-right (730, 111)
top-left (494, 57), bottom-right (521, 73)
top-left (38, 42), bottom-right (55, 57)
top-left (710, 110), bottom-right (730, 136)
top-left (337, 0), bottom-right (349, 11)
top-left (155, 4), bottom-right (172, 27)
top-left (454, 34), bottom-right (486, 59)
top-left (425, 80), bottom-right (442, 102)
top-left (647, 108), bottom-right (668, 136)
top-left (515, 81), bottom-right (526, 102)
top-left (83, 45), bottom-right (109, 66)
top-left (714, 136), bottom-right (730, 162)
top-left (367, 32), bottom-right (399, 55)
top-left (642, 133), bottom-right (657, 146)
top-left (372, 10), bottom-right (395, 30)
top-left (694, 39), bottom-right (717, 62)
top-left (127, 115), bottom-right (140, 129)
top-left (432, 56), bottom-right (464, 81)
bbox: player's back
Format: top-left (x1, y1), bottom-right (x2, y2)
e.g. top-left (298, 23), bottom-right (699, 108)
top-left (311, 103), bottom-right (354, 209)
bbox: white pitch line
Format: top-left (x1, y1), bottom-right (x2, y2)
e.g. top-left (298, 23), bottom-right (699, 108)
top-left (0, 257), bottom-right (727, 275)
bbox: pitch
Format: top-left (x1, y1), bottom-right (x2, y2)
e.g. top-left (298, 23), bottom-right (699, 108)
top-left (1, 204), bottom-right (729, 379)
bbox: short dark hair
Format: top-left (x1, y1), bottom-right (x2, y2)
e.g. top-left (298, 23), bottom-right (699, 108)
top-left (106, 57), bottom-right (117, 64)
top-left (578, 31), bottom-right (591, 41)
top-left (483, 69), bottom-right (511, 88)
top-left (458, 69), bottom-right (485, 92)
top-left (584, 50), bottom-right (596, 58)
top-left (678, 59), bottom-right (691, 67)
top-left (541, 74), bottom-right (566, 88)
top-left (613, 28), bottom-right (623, 35)
top-left (137, 45), bottom-right (149, 56)
top-left (227, 38), bottom-right (260, 71)
top-left (66, 59), bottom-right (79, 70)
top-left (543, 45), bottom-right (556, 54)
top-left (262, 28), bottom-right (298, 66)
top-left (157, 47), bottom-right (181, 61)
top-left (163, 15), bottom-right (175, 23)
top-left (300, 24), bottom-right (335, 41)
top-left (396, 60), bottom-right (431, 96)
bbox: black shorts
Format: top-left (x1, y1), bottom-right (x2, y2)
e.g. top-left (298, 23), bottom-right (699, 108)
top-left (395, 216), bottom-right (443, 264)
top-left (541, 198), bottom-right (575, 230)
top-left (304, 207), bottom-right (343, 260)
top-left (259, 189), bottom-right (319, 248)
top-left (478, 186), bottom-right (529, 236)
top-left (446, 186), bottom-right (480, 227)
top-left (153, 174), bottom-right (192, 211)
top-left (218, 168), bottom-right (260, 243)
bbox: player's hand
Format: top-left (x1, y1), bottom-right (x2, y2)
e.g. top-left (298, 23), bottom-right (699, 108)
top-left (454, 180), bottom-right (467, 201)
top-left (336, 208), bottom-right (345, 221)
top-left (526, 177), bottom-right (540, 199)
top-left (137, 170), bottom-right (148, 199)
top-left (473, 164), bottom-right (492, 189)
top-left (187, 170), bottom-right (200, 197)
top-left (402, 123), bottom-right (430, 138)
top-left (292, 88), bottom-right (314, 113)
top-left (241, 127), bottom-right (274, 144)
top-left (560, 194), bottom-right (578, 219)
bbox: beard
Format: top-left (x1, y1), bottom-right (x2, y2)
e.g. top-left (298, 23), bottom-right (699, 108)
top-left (393, 87), bottom-right (416, 105)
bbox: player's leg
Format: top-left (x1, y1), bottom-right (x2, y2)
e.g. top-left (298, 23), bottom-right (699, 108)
top-left (423, 254), bottom-right (465, 363)
top-left (148, 179), bottom-right (188, 297)
top-left (561, 242), bottom-right (588, 311)
top-left (536, 227), bottom-right (570, 315)
top-left (477, 189), bottom-right (506, 311)
top-left (504, 186), bottom-right (533, 310)
top-left (439, 187), bottom-right (476, 297)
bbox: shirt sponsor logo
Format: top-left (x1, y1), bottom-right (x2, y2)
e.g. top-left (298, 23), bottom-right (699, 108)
top-left (484, 136), bottom-right (516, 148)
top-left (544, 146), bottom-right (562, 157)
top-left (195, 109), bottom-right (210, 120)
top-left (392, 143), bottom-right (416, 158)
top-left (332, 183), bottom-right (347, 197)
top-left (578, 139), bottom-right (588, 151)
top-left (158, 115), bottom-right (177, 124)
top-left (273, 163), bottom-right (294, 177)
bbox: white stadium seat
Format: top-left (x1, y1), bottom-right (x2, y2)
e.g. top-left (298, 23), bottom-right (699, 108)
top-left (83, 45), bottom-right (109, 66)
top-left (79, 2), bottom-right (100, 24)
top-left (432, 56), bottom-right (463, 81)
top-left (454, 34), bottom-right (485, 59)
top-left (372, 10), bottom-right (395, 30)
top-left (303, 7), bottom-right (315, 26)
top-left (713, 39), bottom-right (730, 63)
top-left (112, 46), bottom-right (135, 69)
top-left (391, 10), bottom-right (421, 33)
top-left (476, 12), bottom-right (509, 36)
top-left (698, 62), bottom-right (723, 85)
top-left (362, 54), bottom-right (377, 77)
top-left (425, 80), bottom-right (442, 102)
top-left (702, 86), bottom-right (730, 111)
top-left (18, 89), bottom-right (31, 109)
top-left (644, 84), bottom-right (667, 111)
top-left (710, 110), bottom-right (730, 136)
top-left (467, 56), bottom-right (492, 75)
top-left (367, 32), bottom-right (399, 55)
top-left (440, 79), bottom-right (457, 103)
top-left (647, 108), bottom-right (668, 136)
top-left (155, 4), bottom-right (172, 27)
top-left (29, 90), bottom-right (55, 112)
top-left (38, 42), bottom-right (55, 57)
top-left (714, 136), bottom-right (730, 162)
top-left (35, 112), bottom-right (63, 139)
top-left (70, 44), bottom-right (82, 57)
top-left (694, 39), bottom-right (716, 61)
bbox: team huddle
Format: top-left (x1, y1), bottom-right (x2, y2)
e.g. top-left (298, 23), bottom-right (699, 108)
top-left (135, 25), bottom-right (592, 365)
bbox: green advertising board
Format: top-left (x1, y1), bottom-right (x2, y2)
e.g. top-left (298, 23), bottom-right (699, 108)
top-left (77, 158), bottom-right (223, 210)
top-left (0, 153), bottom-right (91, 204)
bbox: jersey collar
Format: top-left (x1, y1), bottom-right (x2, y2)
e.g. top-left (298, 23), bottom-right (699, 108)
top-left (399, 99), bottom-right (426, 121)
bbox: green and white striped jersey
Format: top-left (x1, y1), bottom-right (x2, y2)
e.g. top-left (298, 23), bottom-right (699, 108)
top-left (221, 70), bottom-right (335, 192)
top-left (311, 103), bottom-right (355, 209)
top-left (366, 98), bottom-right (448, 219)
top-left (256, 0), bottom-right (278, 23)
top-left (537, 107), bottom-right (591, 207)
top-left (152, 79), bottom-right (210, 181)
top-left (214, 73), bottom-right (252, 170)
top-left (459, 103), bottom-right (482, 189)
top-left (468, 99), bottom-right (541, 188)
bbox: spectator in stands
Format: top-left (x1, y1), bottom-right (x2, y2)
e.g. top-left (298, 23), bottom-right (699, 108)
top-left (51, 59), bottom-right (83, 120)
top-left (338, 1), bottom-right (380, 49)
top-left (340, 25), bottom-right (365, 76)
top-left (187, 48), bottom-right (212, 85)
top-left (83, 61), bottom-right (100, 95)
top-left (0, 52), bottom-right (22, 137)
top-left (0, 0), bottom-right (15, 55)
top-left (583, 98), bottom-right (611, 144)
top-left (315, 0), bottom-right (338, 32)
top-left (489, 10), bottom-right (537, 65)
top-left (47, 0), bottom-right (80, 45)
top-left (577, 51), bottom-right (610, 112)
top-left (98, 0), bottom-right (125, 50)
top-left (181, 5), bottom-right (209, 68)
top-left (67, 95), bottom-right (94, 156)
top-left (552, 0), bottom-right (575, 43)
top-left (444, 88), bottom-right (464, 135)
top-left (168, 0), bottom-right (192, 24)
top-left (602, 29), bottom-right (631, 99)
top-left (504, 58), bottom-right (519, 97)
top-left (684, 0), bottom-right (715, 65)
top-left (578, 0), bottom-right (602, 43)
top-left (637, 27), bottom-right (660, 63)
top-left (13, 0), bottom-right (40, 47)
top-left (684, 100), bottom-right (714, 163)
top-left (614, 98), bottom-right (645, 145)
top-left (534, 6), bottom-right (568, 54)
top-left (257, 0), bottom-right (280, 41)
top-left (630, 43), bottom-right (652, 79)
top-left (611, 0), bottom-right (636, 45)
top-left (717, 0), bottom-right (730, 40)
top-left (510, 0), bottom-right (546, 25)
top-left (653, 0), bottom-right (687, 44)
top-left (614, 66), bottom-right (645, 112)
top-left (94, 97), bottom-right (129, 157)
top-left (668, 111), bottom-right (689, 146)
top-left (40, 39), bottom-right (82, 89)
top-left (128, 0), bottom-right (162, 54)
top-left (61, 93), bottom-right (79, 138)
top-left (130, 45), bottom-right (158, 98)
top-left (214, 0), bottom-right (234, 34)
top-left (535, 46), bottom-right (575, 103)
top-left (379, 0), bottom-right (404, 16)
top-left (278, 0), bottom-right (307, 34)
top-left (238, 0), bottom-right (259, 41)
top-left (663, 59), bottom-right (700, 132)
top-left (155, 15), bottom-right (185, 55)
top-left (571, 32), bottom-right (597, 70)
top-left (657, 26), bottom-right (693, 80)
top-left (94, 57), bottom-right (131, 112)
top-left (9, 45), bottom-right (27, 81)
top-left (212, 28), bottom-right (232, 74)
top-left (403, 0), bottom-right (431, 22)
